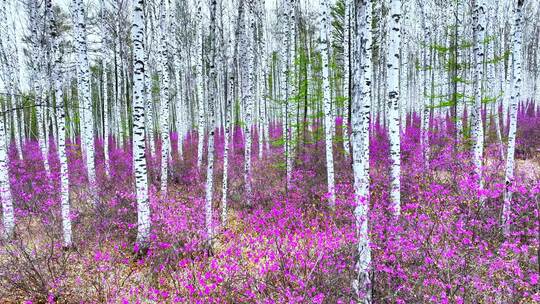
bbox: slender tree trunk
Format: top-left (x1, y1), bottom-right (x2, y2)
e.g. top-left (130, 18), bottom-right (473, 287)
top-left (55, 65), bottom-right (72, 247)
top-left (49, 0), bottom-right (72, 247)
top-left (0, 100), bottom-right (13, 239)
top-left (132, 0), bottom-right (150, 248)
top-left (387, 0), bottom-right (401, 217)
top-left (242, 4), bottom-right (255, 205)
top-left (342, 0), bottom-right (351, 156)
top-left (502, 0), bottom-right (524, 236)
top-left (419, 2), bottom-right (430, 165)
top-left (196, 3), bottom-right (205, 170)
top-left (206, 0), bottom-right (218, 241)
top-left (158, 0), bottom-right (170, 195)
top-left (320, 0), bottom-right (336, 208)
top-left (279, 0), bottom-right (292, 189)
top-left (144, 52), bottom-right (155, 156)
top-left (72, 0), bottom-right (97, 202)
top-left (172, 14), bottom-right (184, 159)
top-left (352, 0), bottom-right (372, 302)
top-left (101, 0), bottom-right (109, 176)
top-left (221, 45), bottom-right (234, 226)
top-left (471, 0), bottom-right (486, 188)
top-left (30, 1), bottom-right (49, 173)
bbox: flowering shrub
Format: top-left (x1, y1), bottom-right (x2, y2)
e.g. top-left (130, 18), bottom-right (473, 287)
top-left (0, 111), bottom-right (539, 302)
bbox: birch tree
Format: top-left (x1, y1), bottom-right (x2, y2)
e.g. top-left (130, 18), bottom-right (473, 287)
top-left (279, 0), bottom-right (292, 188)
top-left (158, 0), bottom-right (170, 195)
top-left (418, 0), bottom-right (431, 161)
top-left (144, 6), bottom-right (155, 156)
top-left (242, 2), bottom-right (255, 205)
top-left (285, 0), bottom-right (296, 185)
top-left (101, 0), bottom-right (110, 176)
top-left (320, 0), bottom-right (336, 208)
top-left (221, 19), bottom-right (235, 226)
top-left (502, 0), bottom-right (524, 236)
top-left (172, 2), bottom-right (184, 159)
top-left (0, 0), bottom-right (21, 156)
top-left (29, 1), bottom-right (49, 174)
top-left (205, 0), bottom-right (218, 241)
top-left (195, 2), bottom-right (205, 170)
top-left (0, 96), bottom-right (13, 239)
top-left (49, 0), bottom-right (72, 248)
top-left (387, 0), bottom-right (402, 217)
top-left (72, 0), bottom-right (97, 202)
top-left (352, 0), bottom-right (372, 301)
top-left (342, 0), bottom-right (352, 156)
top-left (471, 0), bottom-right (486, 186)
top-left (132, 0), bottom-right (151, 248)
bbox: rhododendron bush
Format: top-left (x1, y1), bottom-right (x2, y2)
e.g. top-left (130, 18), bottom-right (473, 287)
top-left (0, 110), bottom-right (538, 303)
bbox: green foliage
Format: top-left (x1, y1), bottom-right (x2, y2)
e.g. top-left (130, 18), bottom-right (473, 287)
top-left (331, 0), bottom-right (345, 54)
top-left (415, 61), bottom-right (433, 72)
top-left (334, 95), bottom-right (347, 108)
top-left (481, 91), bottom-right (503, 104)
top-left (271, 159), bottom-right (287, 172)
top-left (487, 50), bottom-right (510, 65)
top-left (263, 0), bottom-right (350, 153)
top-left (451, 76), bottom-right (470, 85)
top-left (271, 136), bottom-right (285, 148)
top-left (418, 11), bottom-right (507, 118)
top-left (234, 98), bottom-right (241, 125)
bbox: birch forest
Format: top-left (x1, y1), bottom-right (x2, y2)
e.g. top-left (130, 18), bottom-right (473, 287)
top-left (0, 0), bottom-right (540, 302)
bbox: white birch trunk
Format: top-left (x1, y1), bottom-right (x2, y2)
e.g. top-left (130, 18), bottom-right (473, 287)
top-left (243, 4), bottom-right (255, 205)
top-left (321, 0), bottom-right (336, 208)
top-left (260, 9), bottom-right (271, 153)
top-left (173, 50), bottom-right (184, 159)
top-left (195, 3), bottom-right (205, 170)
top-left (387, 0), bottom-right (401, 216)
top-left (419, 2), bottom-right (430, 163)
top-left (30, 1), bottom-right (49, 173)
top-left (101, 0), bottom-right (109, 176)
top-left (279, 1), bottom-right (292, 188)
top-left (205, 0), bottom-right (218, 241)
top-left (158, 0), bottom-right (170, 195)
top-left (286, 0), bottom-right (297, 179)
top-left (72, 0), bottom-right (97, 202)
top-left (342, 0), bottom-right (352, 156)
top-left (144, 50), bottom-right (155, 156)
top-left (471, 0), bottom-right (486, 185)
top-left (0, 103), bottom-right (13, 239)
top-left (50, 0), bottom-right (72, 247)
top-left (257, 67), bottom-right (264, 160)
top-left (352, 0), bottom-right (372, 301)
top-left (502, 0), bottom-right (524, 236)
top-left (221, 43), bottom-right (234, 226)
top-left (132, 0), bottom-right (150, 248)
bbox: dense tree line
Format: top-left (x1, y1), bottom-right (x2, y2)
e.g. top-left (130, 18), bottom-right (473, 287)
top-left (0, 0), bottom-right (538, 301)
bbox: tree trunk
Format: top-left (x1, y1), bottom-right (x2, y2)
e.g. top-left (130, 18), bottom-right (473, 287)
top-left (502, 0), bottom-right (524, 236)
top-left (72, 0), bottom-right (97, 202)
top-left (158, 0), bottom-right (170, 195)
top-left (196, 3), bottom-right (205, 171)
top-left (320, 0), bottom-right (336, 208)
top-left (131, 0), bottom-right (151, 248)
top-left (205, 0), bottom-right (218, 241)
top-left (352, 0), bottom-right (373, 302)
top-left (387, 0), bottom-right (401, 217)
top-left (471, 0), bottom-right (486, 187)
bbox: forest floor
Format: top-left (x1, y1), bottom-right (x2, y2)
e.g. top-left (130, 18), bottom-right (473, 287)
top-left (1, 111), bottom-right (540, 303)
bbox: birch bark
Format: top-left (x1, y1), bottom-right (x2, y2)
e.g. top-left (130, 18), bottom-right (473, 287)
top-left (352, 0), bottom-right (373, 301)
top-left (502, 0), bottom-right (524, 236)
top-left (132, 0), bottom-right (151, 247)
